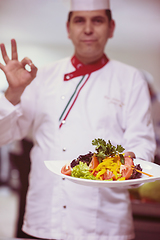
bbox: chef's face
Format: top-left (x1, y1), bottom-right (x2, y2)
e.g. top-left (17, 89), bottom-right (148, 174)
top-left (67, 10), bottom-right (115, 64)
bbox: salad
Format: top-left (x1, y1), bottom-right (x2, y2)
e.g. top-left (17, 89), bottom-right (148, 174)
top-left (61, 139), bottom-right (153, 181)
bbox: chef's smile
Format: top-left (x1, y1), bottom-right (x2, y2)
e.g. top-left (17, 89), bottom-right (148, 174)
top-left (81, 39), bottom-right (97, 44)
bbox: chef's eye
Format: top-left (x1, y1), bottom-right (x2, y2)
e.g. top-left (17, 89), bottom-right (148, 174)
top-left (93, 17), bottom-right (105, 24)
top-left (74, 17), bottom-right (85, 23)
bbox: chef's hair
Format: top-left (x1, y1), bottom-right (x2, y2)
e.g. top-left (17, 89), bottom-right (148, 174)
top-left (67, 10), bottom-right (112, 22)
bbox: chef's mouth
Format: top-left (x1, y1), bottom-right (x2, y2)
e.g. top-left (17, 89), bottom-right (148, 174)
top-left (81, 39), bottom-right (97, 43)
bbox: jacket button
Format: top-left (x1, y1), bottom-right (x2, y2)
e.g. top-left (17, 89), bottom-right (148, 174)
top-left (63, 148), bottom-right (66, 151)
top-left (66, 75), bottom-right (70, 80)
top-left (63, 205), bottom-right (66, 209)
top-left (61, 95), bottom-right (65, 100)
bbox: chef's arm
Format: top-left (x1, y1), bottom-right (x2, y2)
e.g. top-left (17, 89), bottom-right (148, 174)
top-left (123, 71), bottom-right (156, 162)
top-left (0, 39), bottom-right (37, 105)
top-left (0, 93), bottom-right (32, 146)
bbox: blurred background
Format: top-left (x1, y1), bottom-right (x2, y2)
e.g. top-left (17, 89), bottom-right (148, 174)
top-left (0, 0), bottom-right (160, 239)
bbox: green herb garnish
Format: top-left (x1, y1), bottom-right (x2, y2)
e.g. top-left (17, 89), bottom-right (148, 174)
top-left (92, 138), bottom-right (125, 164)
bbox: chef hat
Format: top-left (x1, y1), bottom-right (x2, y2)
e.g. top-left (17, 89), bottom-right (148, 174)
top-left (70, 0), bottom-right (110, 11)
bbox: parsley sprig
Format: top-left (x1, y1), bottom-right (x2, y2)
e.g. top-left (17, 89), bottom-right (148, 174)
top-left (92, 138), bottom-right (125, 164)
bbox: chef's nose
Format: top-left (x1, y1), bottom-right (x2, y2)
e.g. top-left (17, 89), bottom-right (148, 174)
top-left (84, 20), bottom-right (93, 35)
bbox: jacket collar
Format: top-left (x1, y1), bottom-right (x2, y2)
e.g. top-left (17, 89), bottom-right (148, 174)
top-left (64, 54), bottom-right (109, 81)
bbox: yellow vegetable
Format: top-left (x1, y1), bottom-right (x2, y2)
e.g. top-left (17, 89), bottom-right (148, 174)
top-left (91, 155), bottom-right (123, 180)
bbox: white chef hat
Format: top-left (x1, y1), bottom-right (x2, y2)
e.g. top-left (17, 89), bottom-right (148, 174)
top-left (70, 0), bottom-right (110, 11)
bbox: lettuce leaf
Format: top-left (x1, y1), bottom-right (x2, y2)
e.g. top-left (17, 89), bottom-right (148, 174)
top-left (71, 161), bottom-right (96, 180)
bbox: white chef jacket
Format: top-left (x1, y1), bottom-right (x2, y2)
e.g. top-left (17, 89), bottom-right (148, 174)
top-left (0, 57), bottom-right (156, 240)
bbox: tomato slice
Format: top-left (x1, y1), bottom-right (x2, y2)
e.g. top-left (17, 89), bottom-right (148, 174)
top-left (120, 156), bottom-right (134, 179)
top-left (102, 169), bottom-right (116, 180)
top-left (120, 165), bottom-right (133, 179)
top-left (61, 164), bottom-right (72, 176)
top-left (124, 156), bottom-right (134, 166)
top-left (89, 154), bottom-right (99, 169)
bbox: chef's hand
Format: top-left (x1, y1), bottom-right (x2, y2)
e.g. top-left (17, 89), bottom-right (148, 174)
top-left (123, 151), bottom-right (140, 189)
top-left (0, 39), bottom-right (38, 105)
top-left (123, 151), bottom-right (140, 188)
top-left (124, 151), bottom-right (136, 159)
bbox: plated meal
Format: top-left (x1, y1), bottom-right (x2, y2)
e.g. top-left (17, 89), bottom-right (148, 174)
top-left (61, 139), bottom-right (152, 181)
top-left (44, 139), bottom-right (160, 188)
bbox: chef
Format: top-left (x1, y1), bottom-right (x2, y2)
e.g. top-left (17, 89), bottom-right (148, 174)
top-left (0, 0), bottom-right (156, 239)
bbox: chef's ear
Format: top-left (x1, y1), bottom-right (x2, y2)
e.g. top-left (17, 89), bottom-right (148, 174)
top-left (66, 22), bottom-right (71, 39)
top-left (108, 19), bottom-right (115, 38)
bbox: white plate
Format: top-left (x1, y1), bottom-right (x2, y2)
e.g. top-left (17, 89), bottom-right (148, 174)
top-left (44, 159), bottom-right (160, 188)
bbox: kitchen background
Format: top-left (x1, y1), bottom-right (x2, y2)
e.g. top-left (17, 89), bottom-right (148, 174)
top-left (0, 0), bottom-right (160, 239)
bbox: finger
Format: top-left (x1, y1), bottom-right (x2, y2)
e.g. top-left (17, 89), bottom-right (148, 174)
top-left (11, 39), bottom-right (18, 60)
top-left (30, 63), bottom-right (38, 78)
top-left (0, 43), bottom-right (10, 64)
top-left (21, 57), bottom-right (38, 78)
top-left (21, 57), bottom-right (33, 68)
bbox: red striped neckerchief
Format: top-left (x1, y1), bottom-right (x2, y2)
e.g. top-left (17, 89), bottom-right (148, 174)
top-left (59, 54), bottom-right (109, 128)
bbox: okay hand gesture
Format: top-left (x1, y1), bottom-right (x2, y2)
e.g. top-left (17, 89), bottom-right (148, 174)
top-left (0, 39), bottom-right (38, 105)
